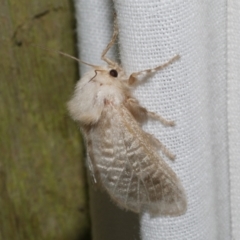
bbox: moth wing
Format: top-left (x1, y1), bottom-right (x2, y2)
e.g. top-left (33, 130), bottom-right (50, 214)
top-left (89, 105), bottom-right (187, 216)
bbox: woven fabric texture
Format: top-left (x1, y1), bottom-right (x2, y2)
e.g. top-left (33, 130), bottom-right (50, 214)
top-left (74, 0), bottom-right (237, 239)
top-left (227, 1), bottom-right (240, 239)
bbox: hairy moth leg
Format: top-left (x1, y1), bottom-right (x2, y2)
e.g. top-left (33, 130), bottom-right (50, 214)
top-left (147, 111), bottom-right (175, 127)
top-left (128, 54), bottom-right (180, 86)
top-left (126, 98), bottom-right (175, 126)
top-left (145, 132), bottom-right (176, 160)
top-left (125, 98), bottom-right (175, 160)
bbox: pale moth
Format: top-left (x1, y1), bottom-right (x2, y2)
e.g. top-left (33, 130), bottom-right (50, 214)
top-left (68, 18), bottom-right (187, 216)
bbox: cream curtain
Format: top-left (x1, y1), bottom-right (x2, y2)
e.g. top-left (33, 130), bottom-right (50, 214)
top-left (74, 0), bottom-right (239, 239)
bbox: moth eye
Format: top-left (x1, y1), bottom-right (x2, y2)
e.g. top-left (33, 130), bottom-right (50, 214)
top-left (109, 69), bottom-right (118, 78)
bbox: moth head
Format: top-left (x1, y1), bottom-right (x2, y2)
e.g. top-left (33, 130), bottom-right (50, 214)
top-left (89, 63), bottom-right (127, 86)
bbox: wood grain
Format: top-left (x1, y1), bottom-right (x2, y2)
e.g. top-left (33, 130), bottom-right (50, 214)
top-left (0, 0), bottom-right (90, 239)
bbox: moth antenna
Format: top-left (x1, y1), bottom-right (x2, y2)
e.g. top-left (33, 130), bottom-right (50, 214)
top-left (101, 12), bottom-right (119, 66)
top-left (33, 44), bottom-right (99, 68)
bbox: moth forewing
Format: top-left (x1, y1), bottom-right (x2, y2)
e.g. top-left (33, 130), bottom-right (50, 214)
top-left (67, 16), bottom-right (187, 217)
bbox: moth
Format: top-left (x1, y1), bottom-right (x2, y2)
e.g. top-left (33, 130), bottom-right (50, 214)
top-left (68, 19), bottom-right (187, 216)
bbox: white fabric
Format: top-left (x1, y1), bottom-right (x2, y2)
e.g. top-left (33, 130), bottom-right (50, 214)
top-left (227, 1), bottom-right (240, 239)
top-left (74, 0), bottom-right (239, 239)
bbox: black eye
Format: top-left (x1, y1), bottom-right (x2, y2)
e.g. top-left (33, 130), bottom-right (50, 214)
top-left (109, 69), bottom-right (118, 78)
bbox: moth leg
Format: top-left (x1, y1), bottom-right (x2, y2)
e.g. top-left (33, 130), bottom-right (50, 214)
top-left (101, 13), bottom-right (118, 66)
top-left (145, 132), bottom-right (176, 160)
top-left (147, 111), bottom-right (175, 127)
top-left (125, 98), bottom-right (148, 123)
top-left (155, 139), bottom-right (176, 161)
top-left (128, 55), bottom-right (180, 85)
top-left (126, 98), bottom-right (175, 126)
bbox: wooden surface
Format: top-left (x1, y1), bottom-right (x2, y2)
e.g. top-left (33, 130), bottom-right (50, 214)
top-left (0, 0), bottom-right (90, 239)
